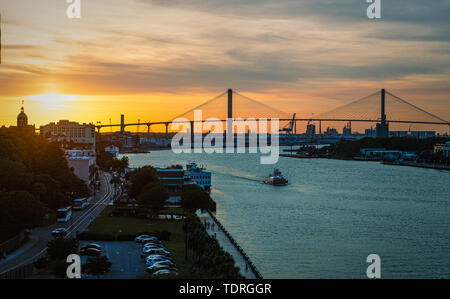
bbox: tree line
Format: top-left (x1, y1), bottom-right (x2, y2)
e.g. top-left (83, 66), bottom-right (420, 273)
top-left (326, 137), bottom-right (450, 163)
top-left (0, 128), bottom-right (89, 241)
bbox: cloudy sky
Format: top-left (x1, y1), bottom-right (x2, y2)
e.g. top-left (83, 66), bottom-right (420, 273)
top-left (0, 0), bottom-right (449, 131)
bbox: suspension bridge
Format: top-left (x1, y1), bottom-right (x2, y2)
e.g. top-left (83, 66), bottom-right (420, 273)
top-left (95, 89), bottom-right (449, 143)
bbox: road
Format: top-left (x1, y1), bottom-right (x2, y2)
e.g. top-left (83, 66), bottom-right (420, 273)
top-left (0, 171), bottom-right (115, 275)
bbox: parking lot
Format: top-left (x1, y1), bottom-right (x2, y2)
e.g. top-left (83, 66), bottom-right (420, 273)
top-left (79, 241), bottom-right (147, 278)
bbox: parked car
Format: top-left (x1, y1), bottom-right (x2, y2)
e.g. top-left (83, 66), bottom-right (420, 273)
top-left (80, 247), bottom-right (101, 256)
top-left (135, 235), bottom-right (151, 242)
top-left (141, 247), bottom-right (171, 258)
top-left (142, 240), bottom-right (163, 246)
top-left (152, 269), bottom-right (179, 277)
top-left (145, 255), bottom-right (174, 263)
top-left (52, 228), bottom-right (68, 238)
top-left (143, 243), bottom-right (165, 250)
top-left (149, 260), bottom-right (177, 268)
top-left (80, 243), bottom-right (102, 251)
top-left (140, 237), bottom-right (159, 244)
top-left (145, 257), bottom-right (172, 266)
top-left (146, 264), bottom-right (178, 273)
top-left (135, 235), bottom-right (158, 243)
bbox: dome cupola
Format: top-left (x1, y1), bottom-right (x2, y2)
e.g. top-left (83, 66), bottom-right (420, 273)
top-left (17, 106), bottom-right (28, 127)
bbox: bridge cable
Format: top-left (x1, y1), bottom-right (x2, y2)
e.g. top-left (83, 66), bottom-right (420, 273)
top-left (386, 91), bottom-right (449, 124)
top-left (315, 90), bottom-right (380, 120)
top-left (169, 91), bottom-right (227, 121)
top-left (232, 90), bottom-right (290, 118)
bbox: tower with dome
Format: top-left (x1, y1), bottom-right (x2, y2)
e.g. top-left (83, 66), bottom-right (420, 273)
top-left (17, 106), bottom-right (28, 127)
top-left (9, 101), bottom-right (35, 133)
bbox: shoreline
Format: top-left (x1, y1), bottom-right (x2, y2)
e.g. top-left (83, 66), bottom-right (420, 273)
top-left (281, 154), bottom-right (450, 170)
top-left (382, 161), bottom-right (450, 171)
top-left (201, 210), bottom-right (263, 279)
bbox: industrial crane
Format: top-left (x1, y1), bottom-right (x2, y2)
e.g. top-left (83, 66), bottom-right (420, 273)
top-left (280, 113), bottom-right (296, 135)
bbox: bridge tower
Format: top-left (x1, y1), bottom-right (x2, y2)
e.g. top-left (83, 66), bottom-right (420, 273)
top-left (228, 89), bottom-right (233, 119)
top-left (376, 89), bottom-right (389, 138)
top-left (227, 89), bottom-right (233, 138)
top-left (120, 114), bottom-right (125, 134)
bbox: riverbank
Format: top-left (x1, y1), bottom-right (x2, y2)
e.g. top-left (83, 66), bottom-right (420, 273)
top-left (197, 210), bottom-right (262, 279)
top-left (382, 161), bottom-right (450, 170)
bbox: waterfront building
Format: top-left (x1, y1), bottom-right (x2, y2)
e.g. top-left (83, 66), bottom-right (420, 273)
top-left (342, 126), bottom-right (352, 136)
top-left (375, 122), bottom-right (389, 138)
top-left (306, 123), bottom-right (316, 137)
top-left (40, 120), bottom-right (95, 148)
top-left (105, 145), bottom-right (120, 157)
top-left (324, 127), bottom-right (338, 137)
top-left (66, 149), bottom-right (96, 185)
top-left (156, 168), bottom-right (185, 196)
top-left (359, 148), bottom-right (417, 161)
top-left (140, 137), bottom-right (170, 147)
top-left (185, 162), bottom-right (211, 191)
top-left (389, 131), bottom-right (436, 139)
top-left (364, 128), bottom-right (436, 139)
top-left (121, 132), bottom-right (140, 149)
top-left (434, 141), bottom-right (450, 158)
top-left (365, 128), bottom-right (376, 137)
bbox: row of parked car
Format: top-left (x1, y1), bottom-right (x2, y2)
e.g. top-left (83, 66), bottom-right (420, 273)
top-left (52, 228), bottom-right (103, 256)
top-left (135, 234), bottom-right (179, 277)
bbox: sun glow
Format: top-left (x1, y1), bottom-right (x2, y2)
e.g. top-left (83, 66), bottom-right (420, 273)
top-left (27, 93), bottom-right (78, 104)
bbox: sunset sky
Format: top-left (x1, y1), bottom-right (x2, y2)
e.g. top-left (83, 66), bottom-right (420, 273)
top-left (0, 0), bottom-right (449, 132)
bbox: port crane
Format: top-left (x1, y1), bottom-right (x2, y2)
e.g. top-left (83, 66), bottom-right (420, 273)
top-left (280, 113), bottom-right (296, 135)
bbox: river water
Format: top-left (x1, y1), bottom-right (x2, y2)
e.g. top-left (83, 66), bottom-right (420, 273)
top-left (121, 149), bottom-right (450, 278)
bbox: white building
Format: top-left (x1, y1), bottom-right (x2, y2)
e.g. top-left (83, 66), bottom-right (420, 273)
top-left (185, 162), bottom-right (211, 191)
top-left (434, 141), bottom-right (450, 158)
top-left (40, 120), bottom-right (95, 148)
top-left (66, 149), bottom-right (96, 185)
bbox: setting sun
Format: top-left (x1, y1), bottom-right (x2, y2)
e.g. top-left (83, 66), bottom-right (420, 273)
top-left (27, 93), bottom-right (78, 105)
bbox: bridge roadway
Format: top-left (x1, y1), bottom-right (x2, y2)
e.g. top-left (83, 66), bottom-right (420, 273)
top-left (96, 118), bottom-right (450, 131)
top-left (0, 172), bottom-right (115, 275)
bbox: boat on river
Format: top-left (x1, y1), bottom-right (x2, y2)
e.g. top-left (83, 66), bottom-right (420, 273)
top-left (264, 169), bottom-right (288, 186)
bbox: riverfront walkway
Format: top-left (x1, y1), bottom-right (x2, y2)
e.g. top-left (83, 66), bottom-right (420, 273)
top-left (197, 211), bottom-right (260, 279)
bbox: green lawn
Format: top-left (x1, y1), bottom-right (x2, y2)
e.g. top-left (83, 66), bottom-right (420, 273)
top-left (159, 206), bottom-right (186, 215)
top-left (86, 206), bottom-right (193, 277)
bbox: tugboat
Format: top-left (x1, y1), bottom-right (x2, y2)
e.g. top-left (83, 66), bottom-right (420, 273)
top-left (264, 169), bottom-right (288, 186)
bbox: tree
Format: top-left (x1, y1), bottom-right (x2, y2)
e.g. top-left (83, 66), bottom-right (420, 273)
top-left (96, 148), bottom-right (115, 170)
top-left (137, 181), bottom-right (169, 215)
top-left (0, 159), bottom-right (26, 191)
top-left (0, 191), bottom-right (47, 240)
top-left (46, 238), bottom-right (78, 261)
top-left (181, 185), bottom-right (216, 213)
top-left (0, 128), bottom-right (89, 211)
top-left (128, 166), bottom-right (158, 199)
top-left (83, 256), bottom-right (112, 276)
top-left (110, 176), bottom-right (122, 196)
top-left (31, 182), bottom-right (47, 199)
top-left (52, 260), bottom-right (69, 278)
